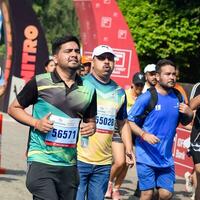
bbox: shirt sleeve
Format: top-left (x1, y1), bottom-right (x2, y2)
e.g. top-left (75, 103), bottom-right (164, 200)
top-left (17, 78), bottom-right (38, 108)
top-left (194, 84), bottom-right (200, 98)
top-left (128, 92), bottom-right (151, 124)
top-left (83, 90), bottom-right (97, 119)
top-left (190, 83), bottom-right (200, 99)
top-left (116, 93), bottom-right (128, 120)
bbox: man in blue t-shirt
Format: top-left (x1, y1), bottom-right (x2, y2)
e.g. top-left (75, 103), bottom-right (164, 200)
top-left (128, 59), bottom-right (193, 200)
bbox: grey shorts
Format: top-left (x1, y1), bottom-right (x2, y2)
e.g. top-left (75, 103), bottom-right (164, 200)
top-left (112, 132), bottom-right (123, 143)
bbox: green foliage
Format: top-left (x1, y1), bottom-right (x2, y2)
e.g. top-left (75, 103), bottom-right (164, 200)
top-left (0, 0), bottom-right (79, 65)
top-left (117, 0), bottom-right (200, 83)
top-left (32, 0), bottom-right (79, 54)
top-left (0, 44), bottom-right (5, 61)
top-left (1, 0), bottom-right (199, 82)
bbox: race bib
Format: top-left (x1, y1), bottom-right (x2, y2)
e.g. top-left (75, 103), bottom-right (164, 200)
top-left (45, 115), bottom-right (80, 148)
top-left (96, 105), bottom-right (116, 134)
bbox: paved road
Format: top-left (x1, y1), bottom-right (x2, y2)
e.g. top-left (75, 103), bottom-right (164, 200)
top-left (0, 113), bottom-right (194, 199)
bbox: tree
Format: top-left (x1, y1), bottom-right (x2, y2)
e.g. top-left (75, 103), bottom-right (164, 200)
top-left (117, 0), bottom-right (200, 83)
top-left (32, 0), bottom-right (79, 53)
top-left (0, 0), bottom-right (79, 61)
top-left (1, 0), bottom-right (199, 83)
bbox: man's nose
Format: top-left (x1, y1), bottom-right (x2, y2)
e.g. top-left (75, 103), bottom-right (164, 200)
top-left (170, 74), bottom-right (176, 79)
top-left (104, 57), bottom-right (110, 62)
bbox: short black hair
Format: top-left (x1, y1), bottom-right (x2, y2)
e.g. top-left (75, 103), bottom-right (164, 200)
top-left (44, 59), bottom-right (54, 67)
top-left (156, 59), bottom-right (176, 73)
top-left (52, 35), bottom-right (80, 55)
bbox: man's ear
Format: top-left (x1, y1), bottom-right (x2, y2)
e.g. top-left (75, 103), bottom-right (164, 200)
top-left (91, 60), bottom-right (95, 69)
top-left (131, 83), bottom-right (134, 89)
top-left (52, 55), bottom-right (58, 65)
top-left (145, 74), bottom-right (148, 81)
top-left (156, 73), bottom-right (160, 82)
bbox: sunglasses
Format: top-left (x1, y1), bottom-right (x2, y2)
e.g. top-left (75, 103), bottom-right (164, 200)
top-left (96, 54), bottom-right (115, 61)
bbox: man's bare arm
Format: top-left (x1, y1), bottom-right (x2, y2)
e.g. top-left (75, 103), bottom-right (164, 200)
top-left (117, 119), bottom-right (135, 166)
top-left (190, 94), bottom-right (200, 110)
top-left (128, 121), bottom-right (160, 144)
top-left (179, 103), bottom-right (194, 125)
top-left (80, 117), bottom-right (96, 137)
top-left (8, 99), bottom-right (53, 133)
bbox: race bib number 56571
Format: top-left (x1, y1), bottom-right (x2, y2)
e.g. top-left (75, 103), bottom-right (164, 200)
top-left (45, 115), bottom-right (80, 148)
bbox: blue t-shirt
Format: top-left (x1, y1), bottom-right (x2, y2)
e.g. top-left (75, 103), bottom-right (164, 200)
top-left (128, 89), bottom-right (180, 167)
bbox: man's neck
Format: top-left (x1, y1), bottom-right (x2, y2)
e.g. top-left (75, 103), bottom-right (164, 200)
top-left (147, 82), bottom-right (155, 88)
top-left (155, 84), bottom-right (171, 95)
top-left (131, 88), bottom-right (138, 98)
top-left (56, 66), bottom-right (77, 87)
top-left (92, 71), bottom-right (110, 84)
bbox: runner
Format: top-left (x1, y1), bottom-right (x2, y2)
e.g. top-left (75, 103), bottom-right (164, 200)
top-left (105, 72), bottom-right (145, 199)
top-left (8, 35), bottom-right (97, 200)
top-left (44, 58), bottom-right (56, 72)
top-left (76, 45), bottom-right (135, 200)
top-left (142, 64), bottom-right (157, 93)
top-left (128, 59), bottom-right (193, 200)
top-left (189, 83), bottom-right (200, 200)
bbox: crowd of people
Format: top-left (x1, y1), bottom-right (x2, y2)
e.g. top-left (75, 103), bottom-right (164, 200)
top-left (2, 34), bottom-right (199, 200)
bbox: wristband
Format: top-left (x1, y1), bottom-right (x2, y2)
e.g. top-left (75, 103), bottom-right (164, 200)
top-left (141, 131), bottom-right (146, 140)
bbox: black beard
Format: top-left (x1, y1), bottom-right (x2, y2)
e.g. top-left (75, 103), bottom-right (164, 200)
top-left (160, 82), bottom-right (175, 91)
top-left (68, 66), bottom-right (80, 74)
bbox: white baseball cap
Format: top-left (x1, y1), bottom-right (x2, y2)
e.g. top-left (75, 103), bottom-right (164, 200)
top-left (92, 45), bottom-right (116, 58)
top-left (144, 64), bottom-right (156, 73)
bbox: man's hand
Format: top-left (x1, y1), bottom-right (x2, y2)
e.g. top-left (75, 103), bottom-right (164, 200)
top-left (80, 121), bottom-right (96, 137)
top-left (34, 113), bottom-right (53, 133)
top-left (125, 151), bottom-right (135, 168)
top-left (142, 132), bottom-right (160, 144)
top-left (129, 121), bottom-right (160, 145)
top-left (179, 103), bottom-right (193, 117)
top-left (179, 103), bottom-right (194, 125)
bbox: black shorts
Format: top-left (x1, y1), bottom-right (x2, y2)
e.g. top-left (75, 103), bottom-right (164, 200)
top-left (26, 161), bottom-right (79, 200)
top-left (190, 148), bottom-right (200, 164)
top-left (190, 111), bottom-right (200, 164)
top-left (190, 122), bottom-right (200, 164)
top-left (190, 139), bottom-right (200, 165)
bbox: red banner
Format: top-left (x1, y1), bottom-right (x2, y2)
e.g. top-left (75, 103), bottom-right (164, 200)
top-left (73, 0), bottom-right (140, 88)
top-left (173, 126), bottom-right (194, 177)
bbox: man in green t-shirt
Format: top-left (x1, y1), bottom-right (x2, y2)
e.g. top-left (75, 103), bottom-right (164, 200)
top-left (8, 35), bottom-right (97, 200)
